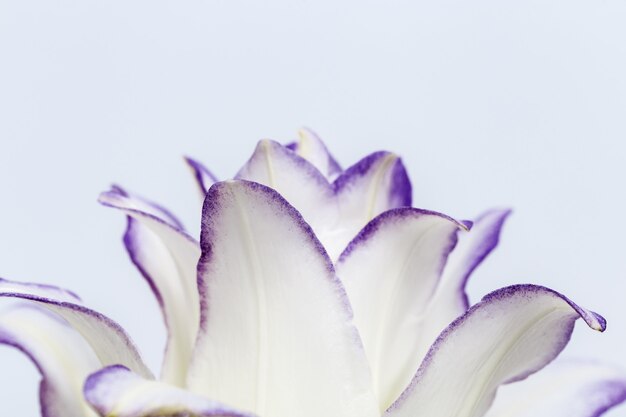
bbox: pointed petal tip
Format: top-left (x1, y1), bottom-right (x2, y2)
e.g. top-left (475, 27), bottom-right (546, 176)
top-left (481, 284), bottom-right (607, 332)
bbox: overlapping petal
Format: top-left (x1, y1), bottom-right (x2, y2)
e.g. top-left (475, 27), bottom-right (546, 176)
top-left (0, 278), bottom-right (151, 378)
top-left (0, 305), bottom-right (101, 417)
top-left (336, 208), bottom-right (465, 410)
top-left (286, 128), bottom-right (342, 180)
top-left (187, 180), bottom-right (379, 417)
top-left (412, 208), bottom-right (512, 366)
top-left (235, 138), bottom-right (411, 259)
top-left (99, 186), bottom-right (200, 385)
top-left (84, 365), bottom-right (252, 417)
top-left (387, 284), bottom-right (606, 417)
top-left (484, 360), bottom-right (626, 417)
top-left (185, 156), bottom-right (219, 196)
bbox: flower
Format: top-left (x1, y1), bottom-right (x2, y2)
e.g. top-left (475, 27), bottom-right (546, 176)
top-left (1, 128), bottom-right (625, 417)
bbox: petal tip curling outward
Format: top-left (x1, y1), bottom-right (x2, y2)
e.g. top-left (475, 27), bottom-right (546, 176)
top-left (84, 366), bottom-right (252, 417)
top-left (0, 278), bottom-right (153, 380)
top-left (191, 179), bottom-right (379, 417)
top-left (184, 156), bottom-right (219, 196)
top-left (100, 184), bottom-right (201, 386)
top-left (388, 284), bottom-right (608, 417)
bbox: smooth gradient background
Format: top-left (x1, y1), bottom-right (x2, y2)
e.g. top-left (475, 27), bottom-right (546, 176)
top-left (1, 0), bottom-right (625, 415)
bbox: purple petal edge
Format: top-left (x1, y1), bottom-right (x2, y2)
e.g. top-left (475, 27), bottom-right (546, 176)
top-left (590, 381), bottom-right (626, 417)
top-left (337, 207), bottom-right (466, 264)
top-left (236, 139), bottom-right (332, 190)
top-left (0, 289), bottom-right (149, 375)
top-left (99, 189), bottom-right (198, 245)
top-left (0, 330), bottom-right (51, 417)
top-left (197, 180), bottom-right (353, 332)
top-left (85, 365), bottom-right (255, 417)
top-left (387, 284), bottom-right (606, 413)
top-left (184, 156), bottom-right (219, 195)
top-left (458, 208), bottom-right (512, 310)
top-left (109, 184), bottom-right (186, 231)
top-left (123, 218), bottom-right (166, 312)
top-left (333, 151), bottom-right (412, 207)
top-left (299, 126), bottom-right (343, 176)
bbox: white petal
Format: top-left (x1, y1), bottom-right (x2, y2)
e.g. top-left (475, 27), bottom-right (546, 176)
top-left (290, 128), bottom-right (342, 180)
top-left (387, 285), bottom-right (606, 417)
top-left (484, 360), bottom-right (626, 417)
top-left (84, 366), bottom-right (252, 417)
top-left (185, 156), bottom-right (219, 197)
top-left (100, 186), bottom-right (200, 385)
top-left (0, 305), bottom-right (101, 417)
top-left (235, 139), bottom-right (338, 239)
top-left (0, 278), bottom-right (152, 379)
top-left (440, 208), bottom-right (512, 312)
top-left (187, 180), bottom-right (379, 417)
top-left (336, 208), bottom-right (464, 411)
top-left (412, 208), bottom-right (512, 372)
top-left (329, 152), bottom-right (411, 259)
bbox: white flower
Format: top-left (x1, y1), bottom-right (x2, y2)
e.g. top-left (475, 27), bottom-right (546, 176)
top-left (1, 129), bottom-right (624, 417)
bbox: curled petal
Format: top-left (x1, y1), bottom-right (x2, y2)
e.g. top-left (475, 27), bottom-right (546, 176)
top-left (336, 208), bottom-right (464, 410)
top-left (84, 365), bottom-right (252, 417)
top-left (100, 186), bottom-right (200, 385)
top-left (185, 156), bottom-right (219, 197)
top-left (0, 305), bottom-right (101, 417)
top-left (387, 285), bottom-right (606, 417)
top-left (0, 278), bottom-right (152, 379)
top-left (188, 180), bottom-right (379, 417)
top-left (484, 360), bottom-right (626, 417)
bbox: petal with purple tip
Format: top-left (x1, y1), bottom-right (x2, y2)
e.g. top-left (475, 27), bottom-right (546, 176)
top-left (187, 180), bottom-right (379, 417)
top-left (0, 305), bottom-right (101, 417)
top-left (387, 285), bottom-right (606, 417)
top-left (442, 208), bottom-right (512, 312)
top-left (329, 152), bottom-right (412, 259)
top-left (84, 365), bottom-right (252, 417)
top-left (235, 139), bottom-right (337, 237)
top-left (336, 208), bottom-right (464, 411)
top-left (99, 186), bottom-right (200, 385)
top-left (0, 278), bottom-right (152, 379)
top-left (410, 208), bottom-right (513, 369)
top-left (484, 360), bottom-right (626, 417)
top-left (289, 128), bottom-right (342, 180)
top-left (185, 156), bottom-right (219, 197)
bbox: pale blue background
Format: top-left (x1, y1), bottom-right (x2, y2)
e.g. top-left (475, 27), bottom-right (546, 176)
top-left (1, 0), bottom-right (626, 415)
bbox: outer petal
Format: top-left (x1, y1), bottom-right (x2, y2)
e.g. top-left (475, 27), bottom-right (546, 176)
top-left (84, 365), bottom-right (252, 417)
top-left (185, 156), bottom-right (219, 197)
top-left (484, 360), bottom-right (626, 417)
top-left (235, 139), bottom-right (337, 237)
top-left (0, 305), bottom-right (101, 417)
top-left (330, 152), bottom-right (412, 259)
top-left (442, 208), bottom-right (512, 312)
top-left (336, 208), bottom-right (465, 410)
top-left (387, 285), bottom-right (606, 417)
top-left (289, 128), bottom-right (342, 180)
top-left (0, 278), bottom-right (152, 379)
top-left (99, 186), bottom-right (200, 385)
top-left (411, 208), bottom-right (513, 371)
top-left (187, 180), bottom-right (379, 417)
